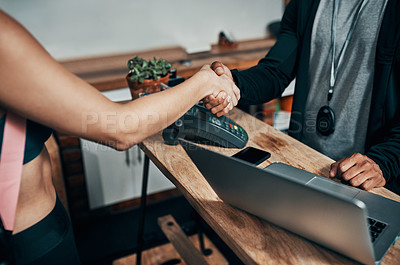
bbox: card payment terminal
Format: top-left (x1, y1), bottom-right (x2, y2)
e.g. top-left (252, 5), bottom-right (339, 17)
top-left (162, 103), bottom-right (248, 148)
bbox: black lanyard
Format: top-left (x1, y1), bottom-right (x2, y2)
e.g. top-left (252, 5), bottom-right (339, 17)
top-left (328, 0), bottom-right (369, 102)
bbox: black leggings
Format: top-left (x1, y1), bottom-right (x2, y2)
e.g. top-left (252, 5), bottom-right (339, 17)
top-left (11, 197), bottom-right (81, 265)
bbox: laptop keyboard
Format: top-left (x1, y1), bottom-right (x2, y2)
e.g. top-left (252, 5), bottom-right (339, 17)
top-left (368, 217), bottom-right (387, 243)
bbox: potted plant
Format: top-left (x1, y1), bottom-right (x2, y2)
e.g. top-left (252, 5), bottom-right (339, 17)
top-left (126, 56), bottom-right (172, 100)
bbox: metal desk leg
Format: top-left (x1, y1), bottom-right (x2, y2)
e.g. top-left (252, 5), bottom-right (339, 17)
top-left (198, 229), bottom-right (212, 256)
top-left (136, 154), bottom-right (150, 265)
top-left (194, 211), bottom-right (212, 256)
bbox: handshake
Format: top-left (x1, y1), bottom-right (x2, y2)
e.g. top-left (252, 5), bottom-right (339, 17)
top-left (201, 61), bottom-right (241, 117)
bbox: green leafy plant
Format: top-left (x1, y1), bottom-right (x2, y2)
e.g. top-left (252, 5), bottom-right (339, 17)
top-left (127, 56), bottom-right (172, 83)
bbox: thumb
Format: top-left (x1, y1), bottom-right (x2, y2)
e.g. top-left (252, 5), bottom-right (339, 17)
top-left (211, 61), bottom-right (225, 76)
top-left (212, 89), bottom-right (225, 98)
top-left (329, 162), bottom-right (338, 178)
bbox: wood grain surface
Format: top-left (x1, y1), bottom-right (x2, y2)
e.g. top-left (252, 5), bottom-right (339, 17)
top-left (139, 108), bottom-right (400, 265)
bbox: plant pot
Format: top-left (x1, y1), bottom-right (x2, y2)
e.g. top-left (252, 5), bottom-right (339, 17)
top-left (126, 73), bottom-right (170, 100)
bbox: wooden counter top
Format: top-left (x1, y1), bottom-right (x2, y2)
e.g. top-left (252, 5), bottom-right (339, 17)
top-left (139, 108), bottom-right (400, 265)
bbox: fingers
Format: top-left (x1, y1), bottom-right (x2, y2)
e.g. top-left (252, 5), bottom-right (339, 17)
top-left (203, 91), bottom-right (233, 117)
top-left (337, 153), bottom-right (361, 174)
top-left (361, 174), bottom-right (386, 190)
top-left (204, 62), bottom-right (239, 116)
top-left (210, 92), bottom-right (232, 115)
top-left (334, 153), bottom-right (370, 181)
top-left (216, 102), bottom-right (233, 117)
top-left (329, 158), bottom-right (345, 178)
top-left (212, 97), bottom-right (233, 117)
top-left (213, 81), bottom-right (239, 116)
top-left (347, 170), bottom-right (374, 188)
top-left (203, 95), bottom-right (214, 104)
top-left (233, 84), bottom-right (241, 102)
top-left (228, 86), bottom-right (239, 107)
top-left (204, 91), bottom-right (228, 109)
top-left (329, 153), bottom-right (386, 190)
top-left (210, 62), bottom-right (238, 103)
top-left (218, 74), bottom-right (239, 107)
top-left (330, 153), bottom-right (364, 179)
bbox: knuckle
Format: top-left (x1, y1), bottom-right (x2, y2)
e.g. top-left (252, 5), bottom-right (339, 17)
top-left (363, 161), bottom-right (374, 170)
top-left (349, 178), bottom-right (359, 187)
top-left (351, 153), bottom-right (358, 158)
top-left (359, 160), bottom-right (368, 168)
top-left (366, 161), bottom-right (374, 169)
top-left (355, 153), bottom-right (363, 159)
top-left (361, 182), bottom-right (370, 190)
top-left (341, 172), bottom-right (350, 180)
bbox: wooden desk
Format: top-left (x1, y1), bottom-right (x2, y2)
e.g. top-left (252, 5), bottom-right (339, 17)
top-left (139, 108), bottom-right (400, 265)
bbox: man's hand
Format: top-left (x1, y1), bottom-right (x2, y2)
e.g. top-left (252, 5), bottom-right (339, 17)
top-left (203, 61), bottom-right (240, 117)
top-left (329, 153), bottom-right (386, 190)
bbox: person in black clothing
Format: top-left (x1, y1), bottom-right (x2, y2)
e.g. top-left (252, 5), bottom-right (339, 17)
top-left (205, 0), bottom-right (400, 195)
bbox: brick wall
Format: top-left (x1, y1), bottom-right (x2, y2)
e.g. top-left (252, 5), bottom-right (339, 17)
top-left (56, 133), bottom-right (91, 221)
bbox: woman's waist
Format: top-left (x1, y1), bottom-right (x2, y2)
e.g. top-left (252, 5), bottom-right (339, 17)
top-left (14, 148), bottom-right (56, 234)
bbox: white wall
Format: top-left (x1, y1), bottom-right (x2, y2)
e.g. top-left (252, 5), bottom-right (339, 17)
top-left (81, 140), bottom-right (175, 209)
top-left (81, 87), bottom-right (176, 209)
top-left (0, 0), bottom-right (283, 60)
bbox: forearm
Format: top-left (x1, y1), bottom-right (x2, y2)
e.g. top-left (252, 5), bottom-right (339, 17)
top-left (92, 73), bottom-right (212, 150)
top-left (232, 64), bottom-right (291, 105)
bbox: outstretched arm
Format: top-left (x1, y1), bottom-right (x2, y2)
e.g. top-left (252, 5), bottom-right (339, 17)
top-left (0, 10), bottom-right (238, 150)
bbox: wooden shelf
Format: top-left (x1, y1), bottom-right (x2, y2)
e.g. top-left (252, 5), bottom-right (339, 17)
top-left (59, 38), bottom-right (275, 92)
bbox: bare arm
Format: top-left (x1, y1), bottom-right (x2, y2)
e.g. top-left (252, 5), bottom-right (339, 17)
top-left (0, 10), bottom-right (237, 150)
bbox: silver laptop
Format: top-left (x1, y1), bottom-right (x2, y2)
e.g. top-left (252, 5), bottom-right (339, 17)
top-left (180, 140), bottom-right (400, 265)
